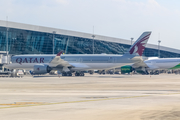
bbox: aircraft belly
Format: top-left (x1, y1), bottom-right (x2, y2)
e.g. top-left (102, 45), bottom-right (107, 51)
top-left (86, 63), bottom-right (119, 69)
top-left (4, 63), bottom-right (49, 70)
top-left (71, 63), bottom-right (131, 70)
top-left (156, 62), bottom-right (179, 69)
top-left (5, 61), bottom-right (134, 72)
top-left (146, 62), bottom-right (180, 70)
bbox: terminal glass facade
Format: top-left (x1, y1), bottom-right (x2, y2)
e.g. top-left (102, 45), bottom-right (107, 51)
top-left (0, 26), bottom-right (180, 58)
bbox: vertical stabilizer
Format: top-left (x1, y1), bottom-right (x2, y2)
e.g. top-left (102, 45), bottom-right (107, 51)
top-left (129, 31), bottom-right (151, 56)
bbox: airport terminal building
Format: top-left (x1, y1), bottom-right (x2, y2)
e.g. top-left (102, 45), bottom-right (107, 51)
top-left (0, 20), bottom-right (180, 58)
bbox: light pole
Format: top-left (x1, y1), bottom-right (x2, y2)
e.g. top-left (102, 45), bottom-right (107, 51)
top-left (131, 38), bottom-right (134, 45)
top-left (6, 16), bottom-right (9, 64)
top-left (92, 34), bottom-right (95, 54)
top-left (6, 27), bottom-right (9, 64)
top-left (53, 31), bottom-right (56, 54)
top-left (158, 40), bottom-right (161, 58)
top-left (92, 26), bottom-right (95, 54)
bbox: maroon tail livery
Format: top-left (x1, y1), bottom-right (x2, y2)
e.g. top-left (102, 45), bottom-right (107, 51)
top-left (129, 32), bottom-right (151, 56)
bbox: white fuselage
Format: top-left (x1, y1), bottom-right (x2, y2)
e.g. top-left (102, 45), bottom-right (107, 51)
top-left (145, 58), bottom-right (180, 70)
top-left (5, 54), bottom-right (138, 71)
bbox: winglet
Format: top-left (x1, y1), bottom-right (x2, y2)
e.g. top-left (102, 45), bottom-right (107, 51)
top-left (129, 31), bottom-right (151, 56)
top-left (56, 51), bottom-right (64, 56)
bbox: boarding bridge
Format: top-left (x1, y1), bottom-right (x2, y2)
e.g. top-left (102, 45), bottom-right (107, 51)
top-left (0, 51), bottom-right (11, 71)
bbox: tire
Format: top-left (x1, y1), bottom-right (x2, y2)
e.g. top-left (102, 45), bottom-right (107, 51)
top-left (62, 73), bottom-right (67, 76)
top-left (68, 73), bottom-right (72, 76)
top-left (81, 73), bottom-right (84, 76)
top-left (75, 73), bottom-right (79, 76)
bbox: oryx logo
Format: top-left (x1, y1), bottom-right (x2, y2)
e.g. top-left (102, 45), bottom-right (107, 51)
top-left (129, 33), bottom-right (151, 56)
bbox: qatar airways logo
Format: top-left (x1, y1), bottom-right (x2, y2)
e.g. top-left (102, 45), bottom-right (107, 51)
top-left (129, 33), bottom-right (151, 56)
top-left (16, 58), bottom-right (45, 65)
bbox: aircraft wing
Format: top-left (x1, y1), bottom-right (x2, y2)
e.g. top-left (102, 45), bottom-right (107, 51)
top-left (131, 61), bottom-right (148, 68)
top-left (129, 56), bottom-right (148, 68)
top-left (131, 60), bottom-right (159, 70)
top-left (49, 51), bottom-right (73, 71)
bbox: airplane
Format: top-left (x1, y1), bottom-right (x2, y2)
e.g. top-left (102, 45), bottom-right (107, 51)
top-left (121, 57), bottom-right (180, 75)
top-left (4, 31), bottom-right (152, 76)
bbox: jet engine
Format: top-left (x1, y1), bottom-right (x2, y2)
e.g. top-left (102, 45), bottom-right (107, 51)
top-left (33, 64), bottom-right (51, 74)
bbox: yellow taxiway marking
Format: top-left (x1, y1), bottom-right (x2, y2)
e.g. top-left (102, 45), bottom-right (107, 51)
top-left (0, 102), bottom-right (45, 106)
top-left (0, 93), bottom-right (180, 109)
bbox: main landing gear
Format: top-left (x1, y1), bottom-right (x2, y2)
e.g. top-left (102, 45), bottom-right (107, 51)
top-left (149, 70), bottom-right (159, 75)
top-left (61, 71), bottom-right (84, 76)
top-left (62, 72), bottom-right (72, 76)
top-left (75, 71), bottom-right (84, 76)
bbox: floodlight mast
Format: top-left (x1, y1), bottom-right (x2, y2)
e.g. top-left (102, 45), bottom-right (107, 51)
top-left (6, 16), bottom-right (9, 64)
top-left (53, 31), bottom-right (56, 54)
top-left (131, 38), bottom-right (134, 45)
top-left (158, 40), bottom-right (161, 58)
top-left (92, 26), bottom-right (95, 54)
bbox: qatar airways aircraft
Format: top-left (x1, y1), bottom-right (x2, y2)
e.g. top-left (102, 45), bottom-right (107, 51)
top-left (4, 31), bottom-right (151, 76)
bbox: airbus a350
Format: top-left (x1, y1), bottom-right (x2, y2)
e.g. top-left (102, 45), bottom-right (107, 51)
top-left (4, 31), bottom-right (151, 76)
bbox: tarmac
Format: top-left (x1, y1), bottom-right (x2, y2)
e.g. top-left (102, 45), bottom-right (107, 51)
top-left (0, 74), bottom-right (180, 120)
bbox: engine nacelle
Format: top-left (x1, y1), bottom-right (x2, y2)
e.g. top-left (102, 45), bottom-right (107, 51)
top-left (33, 64), bottom-right (51, 74)
top-left (121, 65), bottom-right (133, 74)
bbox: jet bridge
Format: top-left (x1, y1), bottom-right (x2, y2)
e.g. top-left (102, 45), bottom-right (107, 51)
top-left (0, 51), bottom-right (11, 71)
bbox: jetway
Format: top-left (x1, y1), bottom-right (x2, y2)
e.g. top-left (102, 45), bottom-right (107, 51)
top-left (0, 51), bottom-right (11, 71)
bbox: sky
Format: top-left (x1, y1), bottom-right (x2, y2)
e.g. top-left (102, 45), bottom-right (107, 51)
top-left (0, 0), bottom-right (180, 49)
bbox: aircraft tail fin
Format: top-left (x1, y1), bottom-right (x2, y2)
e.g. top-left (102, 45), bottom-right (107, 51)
top-left (128, 31), bottom-right (151, 56)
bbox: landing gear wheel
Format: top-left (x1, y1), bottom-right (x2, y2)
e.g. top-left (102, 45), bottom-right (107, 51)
top-left (75, 72), bottom-right (84, 76)
top-left (67, 73), bottom-right (72, 76)
top-left (150, 72), bottom-right (154, 75)
top-left (81, 73), bottom-right (84, 76)
top-left (62, 72), bottom-right (67, 76)
top-left (75, 73), bottom-right (79, 76)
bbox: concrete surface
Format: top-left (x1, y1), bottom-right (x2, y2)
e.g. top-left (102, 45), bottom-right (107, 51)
top-left (0, 74), bottom-right (180, 120)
